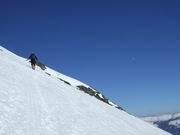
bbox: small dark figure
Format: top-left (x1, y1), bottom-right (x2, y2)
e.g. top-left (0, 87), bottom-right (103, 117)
top-left (28, 53), bottom-right (38, 70)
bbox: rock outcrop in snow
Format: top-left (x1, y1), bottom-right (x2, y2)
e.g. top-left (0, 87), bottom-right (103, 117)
top-left (0, 46), bottom-right (171, 135)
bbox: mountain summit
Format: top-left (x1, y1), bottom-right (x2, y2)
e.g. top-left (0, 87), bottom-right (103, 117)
top-left (0, 46), bottom-right (171, 135)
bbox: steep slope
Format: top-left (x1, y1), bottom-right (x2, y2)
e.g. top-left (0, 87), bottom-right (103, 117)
top-left (45, 66), bottom-right (123, 110)
top-left (143, 113), bottom-right (180, 135)
top-left (0, 46), bottom-right (171, 135)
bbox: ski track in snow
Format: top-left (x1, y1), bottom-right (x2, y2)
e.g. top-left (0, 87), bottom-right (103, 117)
top-left (0, 46), bottom-right (171, 135)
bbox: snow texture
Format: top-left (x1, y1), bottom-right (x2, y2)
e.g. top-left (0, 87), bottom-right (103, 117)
top-left (0, 46), bottom-right (171, 135)
top-left (169, 120), bottom-right (180, 128)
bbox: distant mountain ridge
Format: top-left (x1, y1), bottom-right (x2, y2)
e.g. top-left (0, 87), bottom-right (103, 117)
top-left (143, 112), bottom-right (180, 135)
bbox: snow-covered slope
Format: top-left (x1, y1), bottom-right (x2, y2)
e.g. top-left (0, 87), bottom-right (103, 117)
top-left (143, 113), bottom-right (180, 135)
top-left (0, 46), bottom-right (171, 135)
top-left (45, 67), bottom-right (122, 109)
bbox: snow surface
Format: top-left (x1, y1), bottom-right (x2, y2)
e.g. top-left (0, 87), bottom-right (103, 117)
top-left (108, 101), bottom-right (118, 107)
top-left (45, 67), bottom-right (90, 88)
top-left (169, 120), bottom-right (180, 128)
top-left (0, 46), bottom-right (171, 135)
top-left (98, 93), bottom-right (103, 99)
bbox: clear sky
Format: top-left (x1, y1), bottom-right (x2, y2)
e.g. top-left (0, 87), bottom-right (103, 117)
top-left (0, 0), bottom-right (180, 116)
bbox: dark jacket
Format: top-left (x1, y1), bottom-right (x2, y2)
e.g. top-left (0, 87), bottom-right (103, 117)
top-left (28, 53), bottom-right (38, 64)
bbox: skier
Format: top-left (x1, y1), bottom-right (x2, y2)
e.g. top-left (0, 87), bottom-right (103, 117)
top-left (27, 53), bottom-right (38, 70)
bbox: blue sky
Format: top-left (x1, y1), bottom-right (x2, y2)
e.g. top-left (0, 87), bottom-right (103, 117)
top-left (0, 0), bottom-right (180, 116)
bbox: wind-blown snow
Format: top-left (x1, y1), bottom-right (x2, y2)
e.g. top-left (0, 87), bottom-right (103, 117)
top-left (0, 46), bottom-right (171, 135)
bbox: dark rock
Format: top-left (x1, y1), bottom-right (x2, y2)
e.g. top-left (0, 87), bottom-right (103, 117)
top-left (45, 72), bottom-right (51, 76)
top-left (77, 85), bottom-right (124, 111)
top-left (58, 78), bottom-right (71, 86)
top-left (77, 85), bottom-right (96, 96)
top-left (36, 61), bottom-right (46, 70)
